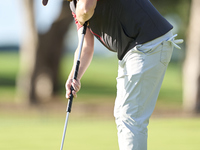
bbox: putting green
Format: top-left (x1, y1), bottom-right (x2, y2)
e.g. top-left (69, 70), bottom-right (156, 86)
top-left (0, 115), bottom-right (200, 150)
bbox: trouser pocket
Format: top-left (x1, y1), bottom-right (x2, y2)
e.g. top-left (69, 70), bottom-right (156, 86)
top-left (160, 41), bottom-right (173, 66)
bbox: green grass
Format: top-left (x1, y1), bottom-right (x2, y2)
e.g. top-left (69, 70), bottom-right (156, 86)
top-left (0, 52), bottom-right (19, 76)
top-left (0, 52), bottom-right (183, 105)
top-left (0, 114), bottom-right (200, 150)
top-left (0, 52), bottom-right (19, 101)
top-left (148, 118), bottom-right (200, 150)
top-left (0, 52), bottom-right (198, 150)
top-left (0, 115), bottom-right (118, 150)
top-left (158, 63), bottom-right (183, 104)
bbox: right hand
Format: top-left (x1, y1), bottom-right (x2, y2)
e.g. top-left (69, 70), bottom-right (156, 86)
top-left (65, 79), bottom-right (81, 99)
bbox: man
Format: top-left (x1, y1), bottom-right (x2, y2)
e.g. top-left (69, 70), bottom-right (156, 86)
top-left (46, 0), bottom-right (182, 149)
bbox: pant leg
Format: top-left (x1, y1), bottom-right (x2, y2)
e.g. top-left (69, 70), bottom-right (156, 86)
top-left (114, 40), bottom-right (174, 150)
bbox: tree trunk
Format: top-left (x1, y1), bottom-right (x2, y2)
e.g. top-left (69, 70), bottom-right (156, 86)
top-left (183, 0), bottom-right (200, 113)
top-left (16, 1), bottom-right (73, 104)
top-left (30, 1), bottom-right (72, 103)
top-left (16, 0), bottom-right (38, 103)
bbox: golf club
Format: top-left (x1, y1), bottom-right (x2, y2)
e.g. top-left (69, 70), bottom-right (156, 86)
top-left (60, 22), bottom-right (87, 150)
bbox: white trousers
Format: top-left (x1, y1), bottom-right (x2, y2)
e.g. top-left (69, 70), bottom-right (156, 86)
top-left (114, 31), bottom-right (175, 150)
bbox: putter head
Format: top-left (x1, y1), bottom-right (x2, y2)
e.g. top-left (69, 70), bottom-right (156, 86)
top-left (42, 0), bottom-right (49, 6)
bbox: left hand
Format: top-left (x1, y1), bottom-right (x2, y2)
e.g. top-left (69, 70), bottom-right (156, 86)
top-left (65, 79), bottom-right (81, 99)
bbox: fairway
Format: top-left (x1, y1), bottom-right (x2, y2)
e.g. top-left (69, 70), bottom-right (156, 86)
top-left (0, 114), bottom-right (200, 150)
top-left (148, 118), bottom-right (200, 150)
top-left (0, 115), bottom-right (118, 150)
top-left (0, 51), bottom-right (197, 150)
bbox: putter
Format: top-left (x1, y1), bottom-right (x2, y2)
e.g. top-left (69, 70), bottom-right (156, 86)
top-left (60, 22), bottom-right (87, 150)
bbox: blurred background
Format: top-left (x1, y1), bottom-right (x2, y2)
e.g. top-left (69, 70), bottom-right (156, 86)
top-left (0, 0), bottom-right (200, 150)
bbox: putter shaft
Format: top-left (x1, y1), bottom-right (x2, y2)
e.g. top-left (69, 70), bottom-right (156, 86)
top-left (59, 22), bottom-right (87, 150)
top-left (60, 112), bottom-right (70, 150)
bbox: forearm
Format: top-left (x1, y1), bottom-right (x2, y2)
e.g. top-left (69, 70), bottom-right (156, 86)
top-left (68, 27), bottom-right (94, 81)
top-left (65, 25), bottom-right (94, 99)
top-left (76, 0), bottom-right (97, 25)
top-left (69, 45), bottom-right (94, 80)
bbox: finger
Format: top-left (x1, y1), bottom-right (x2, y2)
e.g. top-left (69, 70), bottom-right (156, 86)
top-left (65, 92), bottom-right (69, 99)
top-left (72, 83), bottom-right (78, 92)
top-left (66, 89), bottom-right (71, 95)
top-left (65, 85), bottom-right (72, 99)
top-left (66, 89), bottom-right (70, 98)
top-left (65, 79), bottom-right (72, 90)
top-left (72, 80), bottom-right (80, 91)
top-left (66, 90), bottom-right (74, 99)
top-left (72, 91), bottom-right (77, 98)
top-left (66, 88), bottom-right (77, 99)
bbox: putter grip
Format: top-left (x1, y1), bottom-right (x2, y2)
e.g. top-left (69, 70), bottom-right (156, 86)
top-left (67, 60), bottom-right (80, 113)
top-left (82, 22), bottom-right (87, 34)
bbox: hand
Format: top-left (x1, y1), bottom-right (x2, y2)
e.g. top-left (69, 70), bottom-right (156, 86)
top-left (42, 0), bottom-right (48, 6)
top-left (76, 0), bottom-right (97, 25)
top-left (65, 79), bottom-right (81, 99)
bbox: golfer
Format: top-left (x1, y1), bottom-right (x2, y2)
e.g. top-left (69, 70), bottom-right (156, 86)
top-left (65, 0), bottom-right (182, 149)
